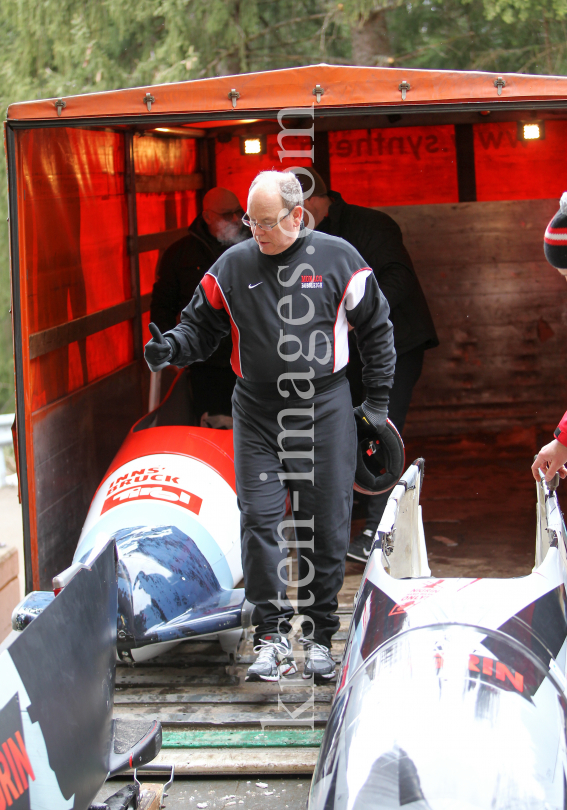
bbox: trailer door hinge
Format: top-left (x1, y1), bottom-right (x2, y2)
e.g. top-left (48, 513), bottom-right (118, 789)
top-left (228, 89), bottom-right (240, 109)
top-left (144, 93), bottom-right (155, 112)
top-left (494, 77), bottom-right (506, 96)
top-left (312, 85), bottom-right (324, 104)
top-left (54, 99), bottom-right (66, 117)
top-left (399, 80), bottom-right (410, 101)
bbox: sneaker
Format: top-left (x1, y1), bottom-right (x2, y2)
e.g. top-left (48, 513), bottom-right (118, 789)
top-left (347, 529), bottom-right (375, 563)
top-left (300, 638), bottom-right (336, 684)
top-left (245, 634), bottom-right (298, 682)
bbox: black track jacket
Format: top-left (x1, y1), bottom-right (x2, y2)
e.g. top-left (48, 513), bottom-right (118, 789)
top-left (151, 214), bottom-right (227, 333)
top-left (165, 229), bottom-right (395, 390)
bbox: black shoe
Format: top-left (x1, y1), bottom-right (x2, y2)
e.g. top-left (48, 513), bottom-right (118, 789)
top-left (347, 529), bottom-right (375, 563)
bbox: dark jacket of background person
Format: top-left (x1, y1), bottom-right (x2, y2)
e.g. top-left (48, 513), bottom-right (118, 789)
top-left (151, 212), bottom-right (240, 372)
top-left (316, 190), bottom-right (438, 406)
top-left (316, 191), bottom-right (438, 355)
top-left (151, 214), bottom-right (226, 335)
top-left (150, 213), bottom-right (235, 417)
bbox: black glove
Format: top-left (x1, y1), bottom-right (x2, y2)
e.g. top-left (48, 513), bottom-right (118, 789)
top-left (354, 386), bottom-right (390, 433)
top-left (144, 322), bottom-right (175, 372)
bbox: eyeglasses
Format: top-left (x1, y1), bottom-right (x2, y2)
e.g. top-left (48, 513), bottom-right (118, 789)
top-left (210, 208), bottom-right (244, 222)
top-left (242, 210), bottom-right (292, 231)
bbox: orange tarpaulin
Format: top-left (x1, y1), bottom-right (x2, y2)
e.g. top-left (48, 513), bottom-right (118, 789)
top-left (19, 128), bottom-right (133, 411)
top-left (18, 129), bottom-right (202, 412)
top-left (215, 133), bottom-right (313, 202)
top-left (329, 125), bottom-right (459, 206)
top-left (474, 120), bottom-right (567, 202)
top-left (134, 136), bottom-right (199, 298)
top-left (9, 65), bottom-right (567, 123)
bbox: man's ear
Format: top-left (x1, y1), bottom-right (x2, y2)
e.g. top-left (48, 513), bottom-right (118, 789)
top-left (202, 209), bottom-right (213, 226)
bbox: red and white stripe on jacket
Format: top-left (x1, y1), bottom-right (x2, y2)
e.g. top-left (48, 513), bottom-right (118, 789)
top-left (201, 272), bottom-right (243, 377)
top-left (333, 268), bottom-right (373, 373)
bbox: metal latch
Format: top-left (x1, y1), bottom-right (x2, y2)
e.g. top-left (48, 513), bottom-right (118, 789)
top-left (312, 84), bottom-right (324, 104)
top-left (380, 528), bottom-right (395, 557)
top-left (494, 77), bottom-right (506, 96)
top-left (134, 764), bottom-right (175, 808)
top-left (54, 99), bottom-right (66, 117)
top-left (144, 93), bottom-right (155, 112)
top-left (398, 80), bottom-right (410, 101)
top-left (228, 89), bottom-right (240, 108)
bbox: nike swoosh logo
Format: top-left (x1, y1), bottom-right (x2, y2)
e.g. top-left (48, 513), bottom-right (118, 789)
top-left (248, 282), bottom-right (263, 289)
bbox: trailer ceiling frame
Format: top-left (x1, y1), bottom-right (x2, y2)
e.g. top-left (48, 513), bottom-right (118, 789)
top-left (6, 98), bottom-right (567, 131)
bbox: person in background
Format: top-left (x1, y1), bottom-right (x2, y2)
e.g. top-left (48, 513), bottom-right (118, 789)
top-left (150, 187), bottom-right (248, 425)
top-left (532, 197), bottom-right (567, 482)
top-left (294, 168), bottom-right (439, 562)
top-left (532, 412), bottom-right (567, 482)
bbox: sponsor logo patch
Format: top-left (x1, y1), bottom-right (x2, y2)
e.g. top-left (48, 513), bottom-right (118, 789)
top-left (102, 484), bottom-right (202, 515)
top-left (389, 579), bottom-right (446, 615)
top-left (301, 275), bottom-right (323, 289)
top-left (0, 694), bottom-right (35, 808)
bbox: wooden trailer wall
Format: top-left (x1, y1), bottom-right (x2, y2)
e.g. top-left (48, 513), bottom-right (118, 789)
top-left (389, 198), bottom-right (566, 437)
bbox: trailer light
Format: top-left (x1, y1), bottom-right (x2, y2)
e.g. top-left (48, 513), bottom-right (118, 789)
top-left (240, 135), bottom-right (267, 155)
top-left (518, 121), bottom-right (545, 141)
top-left (151, 126), bottom-right (205, 138)
top-left (523, 124), bottom-right (541, 140)
top-left (245, 139), bottom-right (261, 154)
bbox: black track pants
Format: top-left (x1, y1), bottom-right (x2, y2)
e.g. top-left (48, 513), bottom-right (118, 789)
top-left (232, 376), bottom-right (357, 648)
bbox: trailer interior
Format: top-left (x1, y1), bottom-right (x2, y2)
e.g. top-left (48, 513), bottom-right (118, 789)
top-left (6, 65), bottom-right (567, 592)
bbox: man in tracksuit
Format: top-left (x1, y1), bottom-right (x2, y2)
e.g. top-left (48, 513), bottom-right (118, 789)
top-left (145, 171), bottom-right (395, 683)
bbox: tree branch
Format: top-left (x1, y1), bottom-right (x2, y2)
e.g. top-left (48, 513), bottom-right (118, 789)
top-left (201, 12), bottom-right (329, 74)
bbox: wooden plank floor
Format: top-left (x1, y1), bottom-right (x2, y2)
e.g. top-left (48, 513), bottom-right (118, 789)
top-left (119, 431), bottom-right (552, 776)
top-left (115, 626), bottom-right (347, 775)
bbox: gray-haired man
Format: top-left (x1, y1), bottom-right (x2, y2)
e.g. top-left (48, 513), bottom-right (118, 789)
top-left (144, 171), bottom-right (395, 683)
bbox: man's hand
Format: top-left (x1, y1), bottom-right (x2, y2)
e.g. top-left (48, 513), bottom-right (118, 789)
top-left (531, 439), bottom-right (567, 482)
top-left (356, 400), bottom-right (388, 433)
top-left (354, 386), bottom-right (390, 433)
top-left (144, 322), bottom-right (174, 372)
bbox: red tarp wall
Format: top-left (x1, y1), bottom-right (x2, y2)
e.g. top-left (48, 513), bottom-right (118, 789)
top-left (134, 135), bottom-right (199, 338)
top-left (473, 120), bottom-right (567, 201)
top-left (215, 134), bottom-right (313, 204)
top-left (19, 128), bottom-right (133, 412)
top-left (215, 122), bottom-right (567, 208)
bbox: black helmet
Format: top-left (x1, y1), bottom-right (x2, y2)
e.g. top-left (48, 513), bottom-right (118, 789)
top-left (353, 415), bottom-right (405, 495)
top-left (544, 192), bottom-right (567, 271)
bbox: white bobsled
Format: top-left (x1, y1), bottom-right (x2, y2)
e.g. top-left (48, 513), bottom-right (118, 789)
top-left (13, 371), bottom-right (251, 663)
top-left (309, 459), bottom-right (567, 810)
